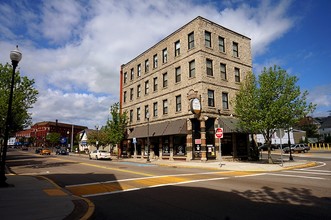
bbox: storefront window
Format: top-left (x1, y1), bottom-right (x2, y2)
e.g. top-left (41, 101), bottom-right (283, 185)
top-left (174, 135), bottom-right (186, 156)
top-left (162, 137), bottom-right (170, 155)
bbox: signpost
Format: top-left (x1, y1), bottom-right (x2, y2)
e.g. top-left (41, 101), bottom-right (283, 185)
top-left (276, 129), bottom-right (285, 166)
top-left (215, 128), bottom-right (223, 167)
top-left (133, 137), bottom-right (137, 159)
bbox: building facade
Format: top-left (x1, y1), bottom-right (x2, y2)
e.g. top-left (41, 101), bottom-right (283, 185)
top-left (120, 16), bottom-right (252, 161)
top-left (15, 121), bottom-right (87, 149)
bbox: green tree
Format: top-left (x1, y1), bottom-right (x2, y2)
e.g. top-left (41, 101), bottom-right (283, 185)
top-left (87, 128), bottom-right (108, 150)
top-left (105, 102), bottom-right (128, 157)
top-left (234, 66), bottom-right (315, 163)
top-left (46, 132), bottom-right (61, 148)
top-left (0, 63), bottom-right (38, 138)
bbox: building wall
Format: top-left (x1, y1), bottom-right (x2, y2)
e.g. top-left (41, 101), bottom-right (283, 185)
top-left (120, 16), bottom-right (252, 160)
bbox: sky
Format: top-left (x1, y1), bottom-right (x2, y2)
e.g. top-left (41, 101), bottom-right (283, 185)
top-left (0, 0), bottom-right (330, 129)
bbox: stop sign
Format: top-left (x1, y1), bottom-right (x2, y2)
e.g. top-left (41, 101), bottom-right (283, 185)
top-left (215, 127), bottom-right (223, 138)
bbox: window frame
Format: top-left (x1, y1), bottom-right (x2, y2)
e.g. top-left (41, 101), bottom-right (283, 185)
top-left (176, 95), bottom-right (181, 112)
top-left (189, 60), bottom-right (195, 78)
top-left (208, 89), bottom-right (215, 107)
top-left (233, 42), bottom-right (239, 57)
top-left (153, 77), bottom-right (158, 92)
top-left (219, 36), bottom-right (225, 52)
top-left (163, 72), bottom-right (168, 88)
top-left (162, 48), bottom-right (167, 63)
top-left (175, 66), bottom-right (181, 83)
top-left (206, 59), bottom-right (213, 76)
top-left (220, 63), bottom-right (227, 80)
top-left (153, 102), bottom-right (158, 117)
top-left (145, 59), bottom-right (149, 73)
top-left (222, 92), bottom-right (229, 110)
top-left (188, 32), bottom-right (194, 49)
top-left (153, 54), bottom-right (158, 69)
top-left (175, 40), bottom-right (180, 57)
top-left (205, 31), bottom-right (211, 48)
top-left (163, 99), bottom-right (168, 115)
top-left (145, 80), bottom-right (149, 94)
top-left (235, 67), bottom-right (240, 82)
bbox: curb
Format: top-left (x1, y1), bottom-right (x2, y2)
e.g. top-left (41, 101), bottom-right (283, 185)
top-left (40, 176), bottom-right (95, 220)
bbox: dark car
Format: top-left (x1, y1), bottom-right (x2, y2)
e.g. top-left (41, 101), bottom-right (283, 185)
top-left (258, 144), bottom-right (278, 151)
top-left (35, 148), bottom-right (42, 154)
top-left (56, 149), bottom-right (68, 155)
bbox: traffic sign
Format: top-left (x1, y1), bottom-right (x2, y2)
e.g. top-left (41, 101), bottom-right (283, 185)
top-left (215, 127), bottom-right (223, 138)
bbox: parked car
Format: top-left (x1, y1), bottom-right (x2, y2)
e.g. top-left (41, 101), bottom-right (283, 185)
top-left (56, 149), bottom-right (68, 155)
top-left (35, 148), bottom-right (42, 154)
top-left (89, 150), bottom-right (111, 160)
top-left (283, 144), bottom-right (309, 153)
top-left (258, 144), bottom-right (278, 151)
top-left (40, 148), bottom-right (51, 155)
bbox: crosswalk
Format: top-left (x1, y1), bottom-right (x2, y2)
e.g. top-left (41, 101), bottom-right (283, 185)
top-left (66, 171), bottom-right (264, 198)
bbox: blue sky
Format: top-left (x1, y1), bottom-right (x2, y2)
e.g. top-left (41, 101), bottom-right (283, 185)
top-left (0, 0), bottom-right (330, 129)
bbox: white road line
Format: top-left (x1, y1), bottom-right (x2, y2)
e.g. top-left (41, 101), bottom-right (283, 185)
top-left (283, 170), bottom-right (331, 176)
top-left (66, 171), bottom-right (235, 188)
top-left (267, 173), bottom-right (325, 180)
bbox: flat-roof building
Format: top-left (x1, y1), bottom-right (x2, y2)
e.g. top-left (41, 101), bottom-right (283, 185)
top-left (120, 16), bottom-right (252, 161)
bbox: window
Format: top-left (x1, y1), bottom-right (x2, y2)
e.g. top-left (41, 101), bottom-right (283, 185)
top-left (130, 68), bottom-right (134, 80)
top-left (145, 80), bottom-right (149, 94)
top-left (163, 72), bottom-right (168, 87)
top-left (137, 64), bottom-right (141, 77)
top-left (220, 63), bottom-right (227, 80)
top-left (124, 72), bottom-right (127, 84)
top-left (153, 102), bottom-right (158, 117)
top-left (175, 40), bottom-right (180, 56)
top-left (235, 67), bottom-right (240, 82)
top-left (129, 110), bottom-right (133, 123)
top-left (176, 95), bottom-right (181, 112)
top-left (137, 84), bottom-right (141, 98)
top-left (189, 60), bottom-right (195, 78)
top-left (175, 66), bottom-right (181, 83)
top-left (153, 77), bottom-right (158, 92)
top-left (123, 91), bottom-right (127, 103)
top-left (162, 48), bottom-right (167, 63)
top-left (206, 59), bottom-right (213, 76)
top-left (145, 59), bottom-right (149, 73)
top-left (153, 54), bottom-right (158, 68)
top-left (145, 105), bottom-right (149, 119)
top-left (208, 90), bottom-right (214, 107)
top-left (219, 36), bottom-right (225, 52)
top-left (130, 88), bottom-right (134, 101)
top-left (222, 92), bottom-right (229, 110)
top-left (233, 42), bottom-right (239, 57)
top-left (205, 31), bottom-right (211, 48)
top-left (188, 32), bottom-right (194, 49)
top-left (163, 99), bottom-right (168, 114)
top-left (137, 107), bottom-right (141, 121)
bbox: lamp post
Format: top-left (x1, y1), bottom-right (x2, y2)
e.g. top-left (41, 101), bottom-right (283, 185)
top-left (0, 46), bottom-right (22, 187)
top-left (146, 113), bottom-right (150, 162)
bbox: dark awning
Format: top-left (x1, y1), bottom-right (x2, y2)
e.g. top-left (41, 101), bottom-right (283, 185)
top-left (128, 119), bottom-right (187, 139)
top-left (163, 119), bottom-right (187, 135)
top-left (219, 117), bottom-right (241, 133)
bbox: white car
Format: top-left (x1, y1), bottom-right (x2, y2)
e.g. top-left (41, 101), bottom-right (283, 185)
top-left (89, 150), bottom-right (111, 160)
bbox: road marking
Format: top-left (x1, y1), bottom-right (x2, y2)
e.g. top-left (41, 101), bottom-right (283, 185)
top-left (66, 171), bottom-right (261, 198)
top-left (283, 170), bottom-right (331, 176)
top-left (51, 157), bottom-right (154, 177)
top-left (266, 173), bottom-right (325, 180)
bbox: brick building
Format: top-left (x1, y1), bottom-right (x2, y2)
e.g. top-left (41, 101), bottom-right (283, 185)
top-left (120, 16), bottom-right (252, 161)
top-left (16, 121), bottom-right (87, 148)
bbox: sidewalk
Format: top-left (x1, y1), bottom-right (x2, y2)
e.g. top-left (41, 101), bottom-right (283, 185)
top-left (0, 154), bottom-right (316, 220)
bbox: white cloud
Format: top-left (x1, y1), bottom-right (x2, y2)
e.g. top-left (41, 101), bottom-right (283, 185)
top-left (0, 0), bottom-right (299, 128)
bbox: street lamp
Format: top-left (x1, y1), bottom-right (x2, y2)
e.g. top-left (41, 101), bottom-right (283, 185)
top-left (0, 46), bottom-right (22, 187)
top-left (146, 113), bottom-right (150, 163)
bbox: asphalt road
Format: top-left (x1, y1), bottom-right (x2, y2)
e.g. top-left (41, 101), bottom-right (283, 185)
top-left (6, 149), bottom-right (331, 220)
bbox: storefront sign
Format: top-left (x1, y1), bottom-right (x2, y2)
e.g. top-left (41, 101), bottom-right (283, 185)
top-left (190, 98), bottom-right (201, 114)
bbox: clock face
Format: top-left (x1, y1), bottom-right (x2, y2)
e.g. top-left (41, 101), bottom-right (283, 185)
top-left (191, 98), bottom-right (201, 114)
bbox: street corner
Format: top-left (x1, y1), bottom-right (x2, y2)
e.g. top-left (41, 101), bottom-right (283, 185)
top-left (282, 161), bottom-right (318, 171)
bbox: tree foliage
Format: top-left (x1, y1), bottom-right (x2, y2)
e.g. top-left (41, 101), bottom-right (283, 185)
top-left (0, 63), bottom-right (38, 137)
top-left (105, 102), bottom-right (128, 148)
top-left (46, 132), bottom-right (61, 147)
top-left (234, 66), bottom-right (315, 163)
